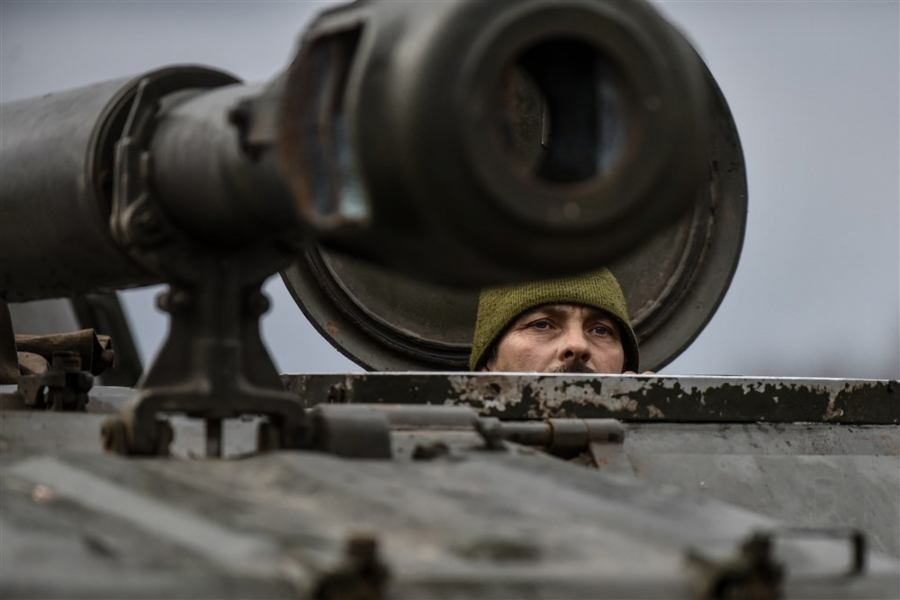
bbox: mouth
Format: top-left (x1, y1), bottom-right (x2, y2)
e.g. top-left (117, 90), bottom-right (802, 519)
top-left (554, 360), bottom-right (595, 374)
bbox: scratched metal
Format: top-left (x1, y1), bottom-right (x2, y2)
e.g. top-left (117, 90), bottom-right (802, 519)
top-left (3, 443), bottom-right (899, 598)
top-left (622, 422), bottom-right (900, 558)
top-left (283, 373), bottom-right (899, 424)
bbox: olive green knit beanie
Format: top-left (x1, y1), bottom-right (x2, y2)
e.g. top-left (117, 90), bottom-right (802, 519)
top-left (469, 268), bottom-right (639, 372)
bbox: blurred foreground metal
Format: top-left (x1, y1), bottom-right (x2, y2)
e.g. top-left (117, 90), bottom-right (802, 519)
top-left (1, 379), bottom-right (897, 598)
top-left (1, 0), bottom-right (719, 299)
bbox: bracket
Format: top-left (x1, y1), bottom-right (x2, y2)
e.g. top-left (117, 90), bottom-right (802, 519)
top-left (687, 527), bottom-right (867, 600)
top-left (100, 68), bottom-right (309, 457)
top-left (17, 351), bottom-right (93, 411)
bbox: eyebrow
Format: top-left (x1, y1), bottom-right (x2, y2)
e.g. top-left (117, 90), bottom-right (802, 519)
top-left (518, 305), bottom-right (618, 328)
top-left (520, 306), bottom-right (568, 320)
top-left (519, 304), bottom-right (618, 325)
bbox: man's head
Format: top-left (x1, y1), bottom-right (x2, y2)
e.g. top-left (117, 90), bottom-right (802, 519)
top-left (469, 268), bottom-right (639, 373)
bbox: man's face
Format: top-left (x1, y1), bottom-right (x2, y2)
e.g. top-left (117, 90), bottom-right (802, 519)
top-left (484, 304), bottom-right (625, 374)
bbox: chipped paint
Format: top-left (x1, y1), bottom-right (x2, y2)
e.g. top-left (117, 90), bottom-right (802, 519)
top-left (531, 376), bottom-right (641, 415)
top-left (284, 373), bottom-right (899, 425)
top-left (447, 374), bottom-right (522, 413)
top-left (326, 320), bottom-right (339, 337)
top-left (647, 405), bottom-right (665, 419)
top-left (824, 393), bottom-right (845, 422)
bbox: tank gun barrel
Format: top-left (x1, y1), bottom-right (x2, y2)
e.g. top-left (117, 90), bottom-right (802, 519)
top-left (1, 0), bottom-right (714, 301)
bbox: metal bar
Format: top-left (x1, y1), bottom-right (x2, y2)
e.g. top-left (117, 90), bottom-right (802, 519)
top-left (0, 78), bottom-right (159, 301)
top-left (284, 373), bottom-right (900, 425)
top-left (498, 422), bottom-right (552, 446)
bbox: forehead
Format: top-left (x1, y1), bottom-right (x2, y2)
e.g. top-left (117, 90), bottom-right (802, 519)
top-left (517, 303), bottom-right (616, 323)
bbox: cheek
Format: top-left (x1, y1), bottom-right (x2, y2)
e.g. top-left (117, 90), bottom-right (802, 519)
top-left (591, 341), bottom-right (625, 372)
top-left (496, 335), bottom-right (554, 369)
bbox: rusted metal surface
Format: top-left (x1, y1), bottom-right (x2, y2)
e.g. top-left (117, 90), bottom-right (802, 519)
top-left (284, 373), bottom-right (899, 425)
top-left (283, 247), bottom-right (476, 370)
top-left (16, 352), bottom-right (93, 412)
top-left (1, 327), bottom-right (115, 407)
top-left (70, 293), bottom-right (143, 386)
top-left (279, 374), bottom-right (900, 556)
top-left (16, 353), bottom-right (48, 376)
top-left (8, 294), bottom-right (142, 387)
top-left (14, 329), bottom-right (113, 376)
top-left (10, 292), bottom-right (142, 392)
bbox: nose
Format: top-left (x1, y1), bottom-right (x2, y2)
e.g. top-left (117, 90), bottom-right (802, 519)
top-left (559, 328), bottom-right (591, 363)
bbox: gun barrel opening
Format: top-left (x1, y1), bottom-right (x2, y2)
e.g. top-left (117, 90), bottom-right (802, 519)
top-left (492, 38), bottom-right (630, 188)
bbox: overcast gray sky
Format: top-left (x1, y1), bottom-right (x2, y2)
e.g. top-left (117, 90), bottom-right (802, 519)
top-left (2, 0), bottom-right (897, 379)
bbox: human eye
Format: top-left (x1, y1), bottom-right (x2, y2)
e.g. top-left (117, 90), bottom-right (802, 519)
top-left (527, 319), bottom-right (553, 331)
top-left (590, 324), bottom-right (611, 337)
